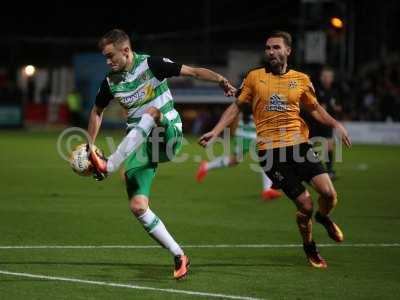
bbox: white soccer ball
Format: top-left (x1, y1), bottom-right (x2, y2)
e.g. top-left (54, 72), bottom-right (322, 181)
top-left (69, 143), bottom-right (103, 176)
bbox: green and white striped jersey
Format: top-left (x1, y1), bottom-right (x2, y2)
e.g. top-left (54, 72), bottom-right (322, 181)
top-left (96, 53), bottom-right (182, 131)
top-left (235, 113), bottom-right (256, 140)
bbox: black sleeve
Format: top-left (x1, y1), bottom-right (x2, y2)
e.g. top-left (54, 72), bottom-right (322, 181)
top-left (95, 78), bottom-right (113, 108)
top-left (147, 56), bottom-right (182, 81)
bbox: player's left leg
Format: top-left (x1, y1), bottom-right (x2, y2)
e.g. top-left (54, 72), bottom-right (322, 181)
top-left (295, 142), bottom-right (343, 243)
top-left (291, 187), bottom-right (327, 268)
top-left (123, 117), bottom-right (188, 280)
top-left (292, 189), bottom-right (327, 269)
top-left (148, 112), bottom-right (190, 279)
top-left (311, 173), bottom-right (344, 242)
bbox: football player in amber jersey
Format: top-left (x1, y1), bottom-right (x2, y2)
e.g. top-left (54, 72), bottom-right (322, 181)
top-left (199, 31), bottom-right (351, 269)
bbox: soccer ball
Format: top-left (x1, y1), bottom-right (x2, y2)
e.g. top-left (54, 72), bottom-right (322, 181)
top-left (69, 143), bottom-right (103, 176)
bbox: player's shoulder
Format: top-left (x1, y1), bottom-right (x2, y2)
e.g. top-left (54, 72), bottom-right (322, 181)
top-left (289, 70), bottom-right (315, 92)
top-left (288, 69), bottom-right (314, 85)
top-left (289, 69), bottom-right (311, 80)
top-left (243, 66), bottom-right (265, 79)
top-left (133, 52), bottom-right (151, 67)
top-left (147, 56), bottom-right (175, 65)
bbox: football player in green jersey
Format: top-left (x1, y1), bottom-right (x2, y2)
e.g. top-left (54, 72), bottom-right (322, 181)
top-left (88, 29), bottom-right (236, 280)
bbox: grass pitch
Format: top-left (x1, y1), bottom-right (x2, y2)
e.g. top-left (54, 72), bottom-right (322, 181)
top-left (0, 130), bottom-right (399, 299)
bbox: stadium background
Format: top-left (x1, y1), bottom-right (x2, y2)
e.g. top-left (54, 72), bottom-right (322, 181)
top-left (0, 1), bottom-right (399, 299)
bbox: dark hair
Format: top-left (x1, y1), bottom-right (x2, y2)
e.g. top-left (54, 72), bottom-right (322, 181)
top-left (98, 29), bottom-right (131, 50)
top-left (267, 31), bottom-right (292, 47)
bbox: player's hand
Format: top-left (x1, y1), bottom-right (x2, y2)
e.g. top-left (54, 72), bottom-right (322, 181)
top-left (198, 130), bottom-right (218, 147)
top-left (219, 78), bottom-right (237, 97)
top-left (334, 123), bottom-right (351, 148)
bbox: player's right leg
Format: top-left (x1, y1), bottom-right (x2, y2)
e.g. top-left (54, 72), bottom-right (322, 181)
top-left (90, 107), bottom-right (160, 174)
top-left (294, 190), bottom-right (327, 269)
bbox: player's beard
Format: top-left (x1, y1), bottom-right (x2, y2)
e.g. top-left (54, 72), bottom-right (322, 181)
top-left (266, 55), bottom-right (286, 75)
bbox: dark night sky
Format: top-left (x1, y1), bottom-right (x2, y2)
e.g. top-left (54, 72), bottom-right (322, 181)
top-left (0, 1), bottom-right (300, 67)
top-left (1, 1), bottom-right (399, 70)
top-left (2, 2), bottom-right (297, 39)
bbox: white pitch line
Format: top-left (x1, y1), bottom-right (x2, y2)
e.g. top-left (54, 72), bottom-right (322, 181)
top-left (0, 243), bottom-right (399, 249)
top-left (0, 270), bottom-right (263, 300)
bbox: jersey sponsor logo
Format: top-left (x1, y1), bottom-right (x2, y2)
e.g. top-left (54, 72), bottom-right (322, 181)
top-left (118, 88), bottom-right (146, 108)
top-left (118, 84), bottom-right (156, 109)
top-left (266, 94), bottom-right (288, 112)
top-left (288, 80), bottom-right (297, 89)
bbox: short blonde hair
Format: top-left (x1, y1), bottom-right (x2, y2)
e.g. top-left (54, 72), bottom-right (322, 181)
top-left (98, 29), bottom-right (131, 50)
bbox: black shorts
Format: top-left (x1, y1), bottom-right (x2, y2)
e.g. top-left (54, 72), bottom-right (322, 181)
top-left (258, 143), bottom-right (326, 200)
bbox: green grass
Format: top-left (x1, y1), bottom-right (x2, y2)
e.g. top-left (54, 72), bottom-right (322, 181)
top-left (0, 130), bottom-right (399, 299)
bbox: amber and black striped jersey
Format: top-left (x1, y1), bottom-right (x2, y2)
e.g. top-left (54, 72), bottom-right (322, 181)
top-left (237, 67), bottom-right (318, 150)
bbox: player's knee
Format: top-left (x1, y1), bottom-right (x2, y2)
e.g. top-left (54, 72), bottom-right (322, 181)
top-left (320, 187), bottom-right (337, 203)
top-left (296, 192), bottom-right (314, 215)
top-left (130, 196), bottom-right (149, 216)
top-left (301, 201), bottom-right (313, 215)
top-left (145, 106), bottom-right (161, 123)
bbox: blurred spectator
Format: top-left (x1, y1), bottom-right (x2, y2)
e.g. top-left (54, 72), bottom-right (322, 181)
top-left (353, 57), bottom-right (400, 121)
top-left (302, 66), bottom-right (344, 178)
top-left (67, 90), bottom-right (82, 126)
top-left (380, 64), bottom-right (400, 121)
top-left (359, 76), bottom-right (379, 120)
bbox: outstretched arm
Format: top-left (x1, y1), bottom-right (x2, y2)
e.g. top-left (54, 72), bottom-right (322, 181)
top-left (198, 101), bottom-right (241, 147)
top-left (88, 105), bottom-right (105, 144)
top-left (180, 65), bottom-right (237, 96)
top-left (308, 104), bottom-right (351, 148)
top-left (88, 77), bottom-right (113, 144)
